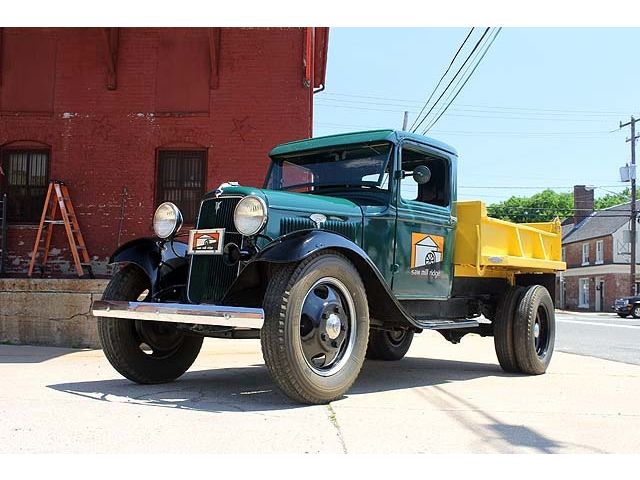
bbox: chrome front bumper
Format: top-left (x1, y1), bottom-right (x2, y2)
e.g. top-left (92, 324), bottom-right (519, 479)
top-left (91, 300), bottom-right (264, 329)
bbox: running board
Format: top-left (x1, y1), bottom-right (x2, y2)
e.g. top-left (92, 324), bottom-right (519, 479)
top-left (412, 319), bottom-right (480, 330)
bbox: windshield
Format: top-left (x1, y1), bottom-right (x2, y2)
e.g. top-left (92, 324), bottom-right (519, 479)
top-left (265, 142), bottom-right (392, 192)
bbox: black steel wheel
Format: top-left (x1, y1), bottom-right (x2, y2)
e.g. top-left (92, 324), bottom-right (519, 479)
top-left (513, 285), bottom-right (555, 375)
top-left (632, 305), bottom-right (640, 319)
top-left (366, 328), bottom-right (414, 361)
top-left (97, 265), bottom-right (203, 384)
top-left (261, 251), bottom-right (369, 404)
top-left (493, 285), bottom-right (525, 373)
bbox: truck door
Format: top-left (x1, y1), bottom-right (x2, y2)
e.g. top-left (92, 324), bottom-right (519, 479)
top-left (392, 143), bottom-right (456, 300)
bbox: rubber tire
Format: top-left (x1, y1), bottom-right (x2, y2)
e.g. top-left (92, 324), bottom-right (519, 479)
top-left (97, 265), bottom-right (203, 384)
top-left (632, 305), bottom-right (640, 319)
top-left (513, 285), bottom-right (556, 375)
top-left (617, 313), bottom-right (629, 318)
top-left (493, 285), bottom-right (525, 373)
top-left (261, 251), bottom-right (370, 404)
top-left (366, 329), bottom-right (414, 361)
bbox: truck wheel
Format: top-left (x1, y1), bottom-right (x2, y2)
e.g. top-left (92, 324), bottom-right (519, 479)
top-left (97, 265), bottom-right (203, 384)
top-left (261, 251), bottom-right (370, 404)
top-left (366, 329), bottom-right (414, 361)
top-left (493, 285), bottom-right (525, 373)
top-left (513, 285), bottom-right (555, 375)
top-left (632, 305), bottom-right (640, 319)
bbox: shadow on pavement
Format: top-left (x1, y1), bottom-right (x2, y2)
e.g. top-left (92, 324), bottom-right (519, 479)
top-left (0, 344), bottom-right (87, 364)
top-left (47, 356), bottom-right (515, 414)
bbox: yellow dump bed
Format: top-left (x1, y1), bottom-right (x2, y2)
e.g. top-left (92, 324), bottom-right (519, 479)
top-left (454, 201), bottom-right (566, 278)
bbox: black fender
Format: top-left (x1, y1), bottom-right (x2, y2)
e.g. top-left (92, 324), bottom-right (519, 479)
top-left (109, 237), bottom-right (189, 298)
top-left (223, 230), bottom-right (415, 327)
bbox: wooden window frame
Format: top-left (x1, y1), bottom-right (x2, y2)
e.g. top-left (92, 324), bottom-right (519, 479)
top-left (0, 148), bottom-right (50, 224)
top-left (155, 148), bottom-right (207, 225)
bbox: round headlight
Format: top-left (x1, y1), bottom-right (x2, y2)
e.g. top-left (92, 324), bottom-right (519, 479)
top-left (234, 196), bottom-right (267, 236)
top-left (153, 202), bottom-right (183, 239)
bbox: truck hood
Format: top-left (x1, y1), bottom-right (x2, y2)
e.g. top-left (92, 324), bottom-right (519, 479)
top-left (208, 185), bottom-right (364, 244)
top-left (209, 185), bottom-right (363, 219)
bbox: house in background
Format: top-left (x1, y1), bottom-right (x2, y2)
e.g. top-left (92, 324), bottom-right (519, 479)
top-left (560, 185), bottom-right (639, 311)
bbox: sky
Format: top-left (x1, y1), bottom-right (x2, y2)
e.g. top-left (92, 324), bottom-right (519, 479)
top-left (313, 28), bottom-right (640, 205)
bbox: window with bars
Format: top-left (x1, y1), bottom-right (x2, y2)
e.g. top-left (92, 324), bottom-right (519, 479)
top-left (156, 150), bottom-right (206, 224)
top-left (0, 150), bottom-right (50, 223)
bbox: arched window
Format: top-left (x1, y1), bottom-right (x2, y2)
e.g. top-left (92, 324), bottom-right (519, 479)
top-left (1, 143), bottom-right (50, 223)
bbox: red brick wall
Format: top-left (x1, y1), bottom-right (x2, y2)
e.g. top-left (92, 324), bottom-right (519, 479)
top-left (0, 28), bottom-right (315, 275)
top-left (561, 273), bottom-right (630, 312)
top-left (564, 235), bottom-right (613, 269)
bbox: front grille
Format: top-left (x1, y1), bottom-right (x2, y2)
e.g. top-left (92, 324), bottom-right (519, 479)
top-left (280, 217), bottom-right (358, 240)
top-left (188, 197), bottom-right (242, 304)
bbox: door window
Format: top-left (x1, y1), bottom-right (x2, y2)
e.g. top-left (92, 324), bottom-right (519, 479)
top-left (399, 147), bottom-right (449, 207)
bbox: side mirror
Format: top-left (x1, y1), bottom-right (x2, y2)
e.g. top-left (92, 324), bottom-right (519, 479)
top-left (413, 165), bottom-right (431, 185)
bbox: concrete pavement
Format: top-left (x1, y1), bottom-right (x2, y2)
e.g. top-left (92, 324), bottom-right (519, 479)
top-left (1, 331), bottom-right (639, 453)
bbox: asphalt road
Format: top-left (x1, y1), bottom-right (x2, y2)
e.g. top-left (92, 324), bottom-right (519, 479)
top-left (555, 311), bottom-right (640, 366)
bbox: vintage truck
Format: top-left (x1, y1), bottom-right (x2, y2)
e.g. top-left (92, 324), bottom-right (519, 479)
top-left (92, 129), bottom-right (565, 404)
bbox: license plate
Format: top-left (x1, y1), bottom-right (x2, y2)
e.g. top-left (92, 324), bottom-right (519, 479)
top-left (188, 228), bottom-right (225, 255)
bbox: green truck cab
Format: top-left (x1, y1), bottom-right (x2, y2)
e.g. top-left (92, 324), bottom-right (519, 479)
top-left (92, 130), bottom-right (565, 404)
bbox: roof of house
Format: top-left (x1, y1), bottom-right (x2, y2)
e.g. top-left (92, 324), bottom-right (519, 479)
top-left (563, 201), bottom-right (636, 244)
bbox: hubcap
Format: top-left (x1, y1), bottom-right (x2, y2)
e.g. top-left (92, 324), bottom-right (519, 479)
top-left (299, 277), bottom-right (356, 377)
top-left (533, 306), bottom-right (550, 358)
top-left (326, 313), bottom-right (342, 340)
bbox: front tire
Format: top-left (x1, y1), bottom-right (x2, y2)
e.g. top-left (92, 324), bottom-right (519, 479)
top-left (366, 329), bottom-right (414, 361)
top-left (97, 265), bottom-right (203, 384)
top-left (632, 305), bottom-right (640, 319)
top-left (261, 251), bottom-right (370, 404)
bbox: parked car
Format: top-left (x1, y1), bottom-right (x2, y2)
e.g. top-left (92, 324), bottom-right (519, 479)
top-left (613, 296), bottom-right (640, 318)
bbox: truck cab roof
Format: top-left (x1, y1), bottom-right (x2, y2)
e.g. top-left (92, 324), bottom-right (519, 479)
top-left (269, 129), bottom-right (458, 158)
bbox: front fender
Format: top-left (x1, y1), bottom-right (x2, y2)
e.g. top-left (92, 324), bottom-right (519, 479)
top-left (223, 230), bottom-right (415, 326)
top-left (110, 237), bottom-right (189, 297)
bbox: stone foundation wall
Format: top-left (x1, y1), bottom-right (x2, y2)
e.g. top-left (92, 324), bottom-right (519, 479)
top-left (0, 279), bottom-right (108, 348)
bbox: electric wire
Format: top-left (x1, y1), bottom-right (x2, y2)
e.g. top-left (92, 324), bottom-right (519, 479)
top-left (408, 27), bottom-right (475, 132)
top-left (423, 28), bottom-right (503, 133)
top-left (411, 28), bottom-right (492, 134)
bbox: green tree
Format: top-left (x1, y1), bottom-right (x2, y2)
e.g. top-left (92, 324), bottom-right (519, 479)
top-left (594, 187), bottom-right (630, 210)
top-left (487, 188), bottom-right (631, 223)
top-left (487, 189), bottom-right (573, 223)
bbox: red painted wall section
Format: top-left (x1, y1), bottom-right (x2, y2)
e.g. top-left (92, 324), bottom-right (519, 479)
top-left (0, 27), bottom-right (324, 275)
top-left (0, 29), bottom-right (57, 112)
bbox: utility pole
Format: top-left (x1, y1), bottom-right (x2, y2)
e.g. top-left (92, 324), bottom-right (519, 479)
top-left (402, 111), bottom-right (409, 131)
top-left (621, 116), bottom-right (640, 295)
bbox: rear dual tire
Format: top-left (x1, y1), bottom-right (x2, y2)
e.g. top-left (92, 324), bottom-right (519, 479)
top-left (493, 284), bottom-right (555, 375)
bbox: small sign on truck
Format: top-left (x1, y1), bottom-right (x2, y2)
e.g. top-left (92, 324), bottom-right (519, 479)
top-left (92, 130), bottom-right (566, 404)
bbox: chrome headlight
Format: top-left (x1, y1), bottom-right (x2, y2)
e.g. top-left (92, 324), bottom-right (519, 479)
top-left (153, 202), bottom-right (183, 239)
top-left (234, 196), bottom-right (267, 236)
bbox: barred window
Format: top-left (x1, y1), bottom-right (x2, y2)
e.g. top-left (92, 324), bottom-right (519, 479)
top-left (156, 150), bottom-right (206, 224)
top-left (1, 150), bottom-right (49, 223)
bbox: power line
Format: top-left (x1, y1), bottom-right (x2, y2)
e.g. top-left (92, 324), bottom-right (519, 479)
top-left (408, 28), bottom-right (475, 132)
top-left (423, 28), bottom-right (503, 133)
top-left (321, 92), bottom-right (631, 115)
top-left (411, 28), bottom-right (492, 133)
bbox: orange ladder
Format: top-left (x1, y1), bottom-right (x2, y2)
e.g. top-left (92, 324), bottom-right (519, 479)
top-left (28, 180), bottom-right (92, 277)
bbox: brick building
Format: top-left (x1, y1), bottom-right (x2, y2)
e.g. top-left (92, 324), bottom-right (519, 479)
top-left (560, 186), bottom-right (638, 311)
top-left (0, 27), bottom-right (328, 276)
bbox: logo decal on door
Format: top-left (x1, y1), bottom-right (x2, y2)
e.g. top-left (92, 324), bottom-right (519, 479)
top-left (410, 233), bottom-right (444, 278)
